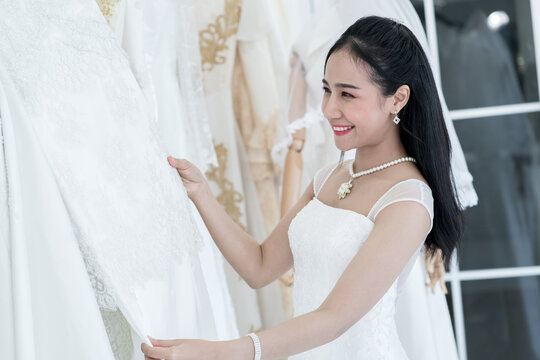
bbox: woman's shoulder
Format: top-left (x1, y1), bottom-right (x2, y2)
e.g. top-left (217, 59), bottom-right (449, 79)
top-left (385, 163), bottom-right (431, 192)
top-left (380, 167), bottom-right (432, 204)
top-left (366, 166), bottom-right (433, 223)
top-left (370, 182), bottom-right (433, 226)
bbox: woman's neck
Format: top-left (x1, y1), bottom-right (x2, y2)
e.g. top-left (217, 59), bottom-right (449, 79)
top-left (352, 142), bottom-right (409, 173)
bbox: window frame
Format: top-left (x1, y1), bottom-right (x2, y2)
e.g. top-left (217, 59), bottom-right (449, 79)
top-left (421, 0), bottom-right (540, 358)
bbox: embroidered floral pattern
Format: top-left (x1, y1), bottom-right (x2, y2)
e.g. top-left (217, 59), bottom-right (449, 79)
top-left (198, 0), bottom-right (242, 71)
top-left (96, 0), bottom-right (121, 24)
top-left (205, 143), bottom-right (246, 230)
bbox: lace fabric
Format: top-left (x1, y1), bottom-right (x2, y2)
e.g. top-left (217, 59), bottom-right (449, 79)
top-left (0, 0), bottom-right (202, 316)
top-left (288, 162), bottom-right (434, 358)
top-left (118, 0), bottom-right (217, 173)
top-left (100, 309), bottom-right (134, 360)
top-left (111, 0), bottom-right (239, 342)
top-left (175, 0), bottom-right (217, 172)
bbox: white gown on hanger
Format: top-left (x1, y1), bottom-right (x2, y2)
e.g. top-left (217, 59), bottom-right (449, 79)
top-left (0, 75), bottom-right (117, 359)
top-left (289, 162), bottom-right (433, 359)
top-left (0, 1), bottom-right (221, 358)
top-left (118, 0), bottom-right (239, 341)
top-left (196, 0), bottom-right (288, 335)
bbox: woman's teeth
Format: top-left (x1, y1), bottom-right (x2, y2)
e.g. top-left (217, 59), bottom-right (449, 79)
top-left (332, 126), bottom-right (354, 131)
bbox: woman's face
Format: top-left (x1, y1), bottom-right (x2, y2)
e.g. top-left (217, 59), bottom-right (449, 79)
top-left (322, 50), bottom-right (395, 152)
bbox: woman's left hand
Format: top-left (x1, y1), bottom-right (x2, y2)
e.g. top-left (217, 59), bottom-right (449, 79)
top-left (141, 337), bottom-right (220, 360)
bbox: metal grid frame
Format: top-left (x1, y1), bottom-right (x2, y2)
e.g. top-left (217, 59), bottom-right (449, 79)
top-left (422, 1), bottom-right (540, 358)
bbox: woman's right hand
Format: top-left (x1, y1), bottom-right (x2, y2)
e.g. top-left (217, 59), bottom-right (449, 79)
top-left (167, 156), bottom-right (208, 201)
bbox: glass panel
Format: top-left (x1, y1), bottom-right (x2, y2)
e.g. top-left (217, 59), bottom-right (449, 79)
top-left (435, 0), bottom-right (538, 109)
top-left (461, 277), bottom-right (540, 359)
top-left (456, 112), bottom-right (540, 270)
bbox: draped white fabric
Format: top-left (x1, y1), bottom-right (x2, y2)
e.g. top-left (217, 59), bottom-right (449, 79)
top-left (0, 62), bottom-right (117, 360)
top-left (141, 0), bottom-right (217, 173)
top-left (119, 0), bottom-right (238, 341)
top-left (0, 1), bottom-right (222, 357)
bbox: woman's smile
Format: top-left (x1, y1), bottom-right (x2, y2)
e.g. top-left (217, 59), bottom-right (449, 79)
top-left (332, 125), bottom-right (355, 136)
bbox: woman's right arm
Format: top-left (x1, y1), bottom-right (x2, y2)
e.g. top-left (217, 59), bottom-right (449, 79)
top-left (168, 156), bottom-right (314, 289)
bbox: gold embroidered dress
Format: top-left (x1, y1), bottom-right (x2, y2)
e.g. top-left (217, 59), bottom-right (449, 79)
top-left (197, 0), bottom-right (285, 335)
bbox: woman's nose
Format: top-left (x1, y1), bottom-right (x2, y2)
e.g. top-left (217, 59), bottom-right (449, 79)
top-left (322, 93), bottom-right (341, 120)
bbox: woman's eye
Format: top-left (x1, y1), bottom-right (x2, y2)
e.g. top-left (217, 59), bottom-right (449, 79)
top-left (322, 86), bottom-right (331, 93)
top-left (341, 91), bottom-right (354, 98)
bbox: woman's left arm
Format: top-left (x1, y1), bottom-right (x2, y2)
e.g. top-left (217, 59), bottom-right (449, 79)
top-left (141, 201), bottom-right (432, 360)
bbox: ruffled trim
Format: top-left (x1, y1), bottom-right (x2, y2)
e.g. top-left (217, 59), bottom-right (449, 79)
top-left (453, 170), bottom-right (479, 210)
top-left (271, 109), bottom-right (325, 164)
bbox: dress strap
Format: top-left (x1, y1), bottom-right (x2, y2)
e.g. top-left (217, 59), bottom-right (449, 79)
top-left (313, 162), bottom-right (340, 198)
top-left (367, 179), bottom-right (434, 229)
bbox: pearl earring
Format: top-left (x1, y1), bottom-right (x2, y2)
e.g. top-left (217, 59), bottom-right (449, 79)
top-left (393, 110), bottom-right (400, 125)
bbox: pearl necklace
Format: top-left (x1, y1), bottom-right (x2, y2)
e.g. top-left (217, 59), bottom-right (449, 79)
top-left (337, 157), bottom-right (417, 200)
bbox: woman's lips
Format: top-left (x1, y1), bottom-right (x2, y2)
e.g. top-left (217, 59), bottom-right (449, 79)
top-left (332, 125), bottom-right (355, 136)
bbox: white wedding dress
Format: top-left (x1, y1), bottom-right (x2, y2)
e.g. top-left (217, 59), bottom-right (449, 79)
top-left (288, 162), bottom-right (434, 359)
top-left (0, 1), bottom-right (223, 358)
top-left (115, 0), bottom-right (238, 342)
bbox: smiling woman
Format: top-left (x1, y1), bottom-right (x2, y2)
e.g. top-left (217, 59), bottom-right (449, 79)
top-left (322, 53), bottom-right (411, 154)
top-left (142, 16), bottom-right (463, 360)
top-left (323, 16), bottom-right (463, 263)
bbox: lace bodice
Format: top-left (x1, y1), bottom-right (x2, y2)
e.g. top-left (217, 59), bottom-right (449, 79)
top-left (288, 161), bottom-right (433, 359)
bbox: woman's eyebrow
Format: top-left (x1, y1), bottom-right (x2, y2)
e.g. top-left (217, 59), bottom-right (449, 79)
top-left (322, 79), bottom-right (360, 89)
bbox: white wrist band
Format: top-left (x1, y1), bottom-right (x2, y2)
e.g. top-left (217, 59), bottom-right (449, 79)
top-left (247, 332), bottom-right (262, 360)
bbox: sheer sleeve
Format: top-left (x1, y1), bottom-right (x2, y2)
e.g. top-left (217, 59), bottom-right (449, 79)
top-left (367, 179), bottom-right (434, 231)
top-left (313, 162), bottom-right (339, 198)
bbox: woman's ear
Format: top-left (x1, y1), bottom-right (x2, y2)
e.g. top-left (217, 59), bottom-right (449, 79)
top-left (393, 85), bottom-right (410, 111)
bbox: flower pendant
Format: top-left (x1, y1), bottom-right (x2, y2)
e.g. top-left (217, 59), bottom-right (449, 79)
top-left (337, 179), bottom-right (353, 200)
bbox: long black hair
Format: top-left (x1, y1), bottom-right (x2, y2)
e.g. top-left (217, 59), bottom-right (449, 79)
top-left (325, 16), bottom-right (463, 265)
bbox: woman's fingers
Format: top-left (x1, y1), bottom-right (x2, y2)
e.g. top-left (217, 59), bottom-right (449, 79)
top-left (149, 336), bottom-right (186, 347)
top-left (167, 156), bottom-right (191, 171)
top-left (141, 342), bottom-right (171, 359)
